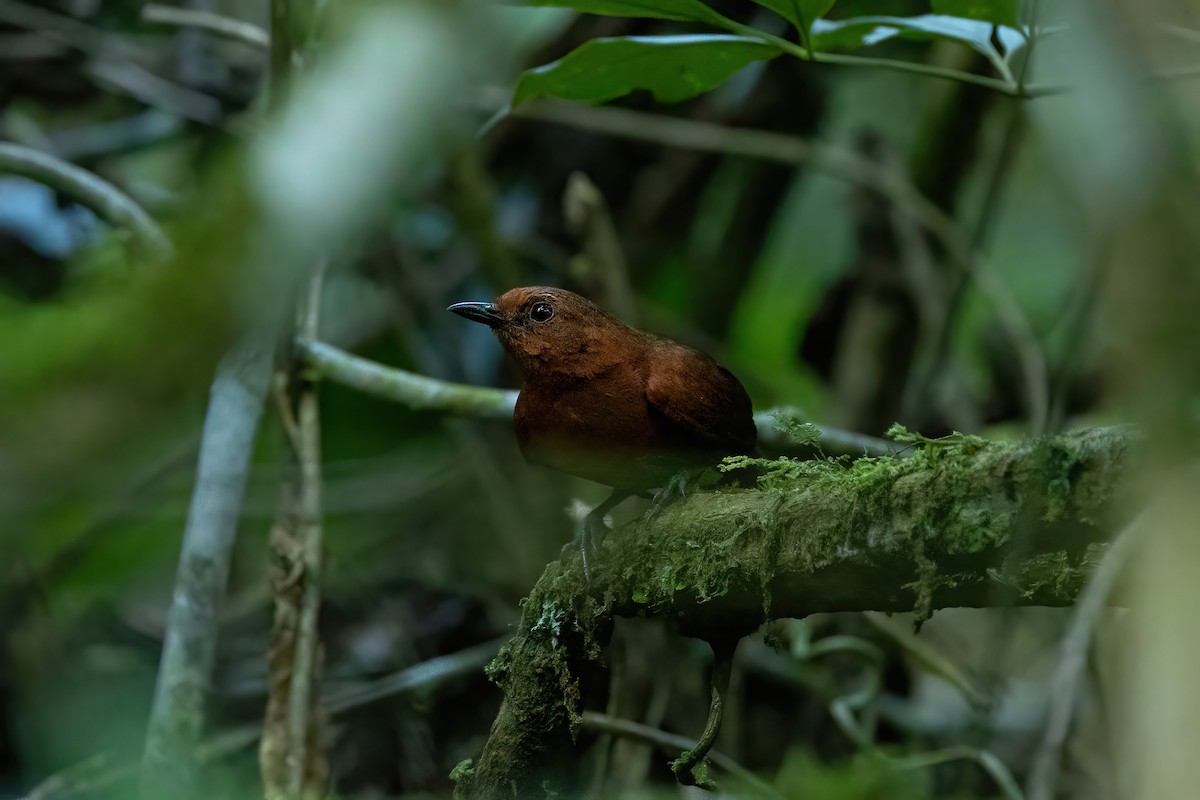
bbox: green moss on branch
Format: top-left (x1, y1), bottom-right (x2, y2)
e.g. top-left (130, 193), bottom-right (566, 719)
top-left (456, 426), bottom-right (1135, 799)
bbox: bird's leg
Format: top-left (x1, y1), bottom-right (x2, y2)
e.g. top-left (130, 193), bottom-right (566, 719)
top-left (562, 488), bottom-right (636, 580)
top-left (671, 640), bottom-right (736, 791)
top-left (648, 469), bottom-right (693, 518)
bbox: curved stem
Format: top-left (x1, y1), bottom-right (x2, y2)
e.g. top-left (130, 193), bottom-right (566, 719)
top-left (814, 51), bottom-right (1016, 93)
top-left (285, 264), bottom-right (326, 796)
top-left (581, 711), bottom-right (781, 799)
top-left (1015, 0), bottom-right (1041, 97)
top-left (715, 17), bottom-right (1018, 94)
top-left (671, 642), bottom-right (735, 790)
top-left (141, 4), bottom-right (269, 48)
top-left (1026, 511), bottom-right (1146, 800)
top-left (0, 141), bottom-right (172, 261)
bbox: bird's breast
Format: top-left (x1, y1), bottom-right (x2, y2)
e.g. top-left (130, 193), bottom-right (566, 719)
top-left (514, 374), bottom-right (680, 489)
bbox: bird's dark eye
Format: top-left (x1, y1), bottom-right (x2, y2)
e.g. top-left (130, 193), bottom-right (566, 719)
top-left (530, 302), bottom-right (554, 322)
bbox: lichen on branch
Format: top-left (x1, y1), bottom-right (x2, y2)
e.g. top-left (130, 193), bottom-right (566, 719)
top-left (455, 425), bottom-right (1134, 799)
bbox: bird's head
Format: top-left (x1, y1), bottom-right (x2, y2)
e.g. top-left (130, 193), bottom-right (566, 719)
top-left (448, 286), bottom-right (632, 379)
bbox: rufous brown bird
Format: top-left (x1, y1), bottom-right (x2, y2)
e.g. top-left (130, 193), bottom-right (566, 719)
top-left (449, 287), bottom-right (757, 563)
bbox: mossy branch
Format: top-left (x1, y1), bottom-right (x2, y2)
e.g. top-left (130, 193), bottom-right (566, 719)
top-left (454, 426), bottom-right (1134, 799)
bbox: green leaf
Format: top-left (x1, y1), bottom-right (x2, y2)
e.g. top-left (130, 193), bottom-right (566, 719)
top-left (751, 0), bottom-right (837, 33)
top-left (515, 0), bottom-right (726, 25)
top-left (930, 0), bottom-right (1018, 28)
top-left (995, 24), bottom-right (1025, 57)
top-left (810, 14), bottom-right (1002, 62)
top-left (513, 35), bottom-right (781, 107)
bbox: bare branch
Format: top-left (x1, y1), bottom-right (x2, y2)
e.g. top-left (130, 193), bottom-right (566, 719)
top-left (297, 339), bottom-right (894, 457)
top-left (140, 338), bottom-right (273, 797)
top-left (285, 266), bottom-right (327, 797)
top-left (298, 338), bottom-right (517, 419)
top-left (324, 636), bottom-right (505, 714)
top-left (141, 4), bottom-right (269, 49)
top-left (1026, 508), bottom-right (1146, 800)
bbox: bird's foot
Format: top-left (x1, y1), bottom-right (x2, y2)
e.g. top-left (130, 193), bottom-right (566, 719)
top-left (561, 493), bottom-right (630, 581)
top-left (581, 505), bottom-right (613, 575)
top-left (648, 470), bottom-right (692, 519)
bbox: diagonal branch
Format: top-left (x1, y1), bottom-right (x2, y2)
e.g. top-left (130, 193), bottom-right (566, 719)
top-left (580, 711), bottom-right (781, 799)
top-left (296, 338), bottom-right (894, 457)
top-left (0, 141), bottom-right (173, 260)
top-left (140, 337), bottom-right (273, 798)
top-left (141, 4), bottom-right (269, 49)
top-left (453, 425), bottom-right (1134, 799)
top-left (1025, 507), bottom-right (1146, 800)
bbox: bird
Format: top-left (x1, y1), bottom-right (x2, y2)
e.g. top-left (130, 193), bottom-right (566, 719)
top-left (449, 286), bottom-right (757, 568)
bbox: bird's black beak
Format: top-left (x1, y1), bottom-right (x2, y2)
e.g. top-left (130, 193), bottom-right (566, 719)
top-left (448, 301), bottom-right (505, 329)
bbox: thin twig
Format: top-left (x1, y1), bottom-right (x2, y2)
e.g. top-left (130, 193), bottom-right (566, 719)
top-left (86, 59), bottom-right (227, 127)
top-left (0, 1), bottom-right (149, 61)
top-left (579, 712), bottom-right (782, 800)
top-left (0, 141), bottom-right (172, 260)
top-left (895, 745), bottom-right (1023, 800)
top-left (141, 3), bottom-right (269, 49)
top-left (47, 110), bottom-right (186, 161)
top-left (1025, 512), bottom-right (1144, 800)
top-left (0, 2), bottom-right (228, 128)
top-left (861, 611), bottom-right (989, 710)
top-left (671, 644), bottom-right (734, 790)
top-left (794, 624), bottom-right (1023, 800)
top-left (324, 636), bottom-right (506, 713)
top-left (285, 265), bottom-right (327, 797)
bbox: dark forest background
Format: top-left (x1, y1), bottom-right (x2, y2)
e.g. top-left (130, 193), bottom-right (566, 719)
top-left (1, 0), bottom-right (1198, 798)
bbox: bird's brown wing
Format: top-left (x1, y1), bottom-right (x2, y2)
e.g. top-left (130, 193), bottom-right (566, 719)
top-left (644, 344), bottom-right (758, 455)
